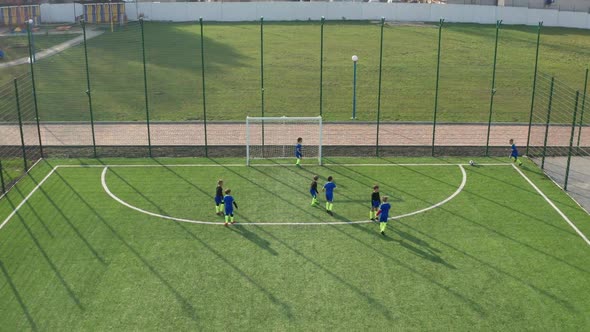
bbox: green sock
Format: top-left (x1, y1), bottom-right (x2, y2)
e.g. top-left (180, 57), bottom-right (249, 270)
top-left (215, 205), bottom-right (219, 213)
top-left (380, 222), bottom-right (386, 232)
top-left (329, 203), bottom-right (333, 211)
top-left (296, 158), bottom-right (301, 165)
top-left (230, 216), bottom-right (234, 223)
top-left (326, 202), bottom-right (329, 210)
top-left (311, 198), bottom-right (315, 205)
top-left (225, 215), bottom-right (229, 223)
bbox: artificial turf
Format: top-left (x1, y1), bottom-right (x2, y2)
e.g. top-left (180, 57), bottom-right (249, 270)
top-left (0, 157), bottom-right (589, 330)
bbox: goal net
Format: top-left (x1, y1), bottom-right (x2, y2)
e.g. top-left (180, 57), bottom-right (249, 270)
top-left (246, 116), bottom-right (323, 166)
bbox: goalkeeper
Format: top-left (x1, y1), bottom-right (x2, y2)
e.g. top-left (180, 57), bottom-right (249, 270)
top-left (295, 137), bottom-right (303, 167)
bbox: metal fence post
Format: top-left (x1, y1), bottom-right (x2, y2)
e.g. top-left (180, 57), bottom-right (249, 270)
top-left (541, 77), bottom-right (554, 169)
top-left (26, 19), bottom-right (43, 158)
top-left (485, 20), bottom-right (501, 157)
top-left (526, 22), bottom-right (542, 155)
top-left (564, 91), bottom-right (580, 191)
top-left (260, 16), bottom-right (265, 153)
top-left (0, 159), bottom-right (5, 193)
top-left (82, 20), bottom-right (97, 158)
top-left (431, 18), bottom-right (444, 156)
top-left (200, 17), bottom-right (208, 157)
top-left (320, 16), bottom-right (324, 117)
top-left (576, 68), bottom-right (588, 148)
top-left (376, 17), bottom-right (385, 157)
top-left (14, 79), bottom-right (28, 171)
top-left (260, 16), bottom-right (265, 118)
top-left (140, 18), bottom-right (152, 157)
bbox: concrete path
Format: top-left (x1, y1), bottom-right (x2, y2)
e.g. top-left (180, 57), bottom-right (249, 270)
top-left (0, 122), bottom-right (587, 147)
top-left (0, 29), bottom-right (103, 69)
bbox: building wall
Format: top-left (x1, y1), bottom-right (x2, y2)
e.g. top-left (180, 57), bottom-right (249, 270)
top-left (40, 2), bottom-right (590, 29)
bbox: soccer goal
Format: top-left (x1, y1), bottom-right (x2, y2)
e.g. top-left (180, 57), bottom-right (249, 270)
top-left (246, 116), bottom-right (323, 166)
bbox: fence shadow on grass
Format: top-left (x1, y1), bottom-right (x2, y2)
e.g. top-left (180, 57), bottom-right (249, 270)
top-left (253, 224), bottom-right (397, 322)
top-left (0, 260), bottom-right (38, 331)
top-left (5, 186), bottom-right (85, 311)
top-left (173, 221), bottom-right (293, 319)
top-left (50, 167), bottom-right (201, 324)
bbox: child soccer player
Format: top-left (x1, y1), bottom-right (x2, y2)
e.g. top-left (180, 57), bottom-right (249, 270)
top-left (310, 175), bottom-right (319, 206)
top-left (322, 176), bottom-right (336, 215)
top-left (295, 137), bottom-right (303, 167)
top-left (214, 179), bottom-right (224, 216)
top-left (509, 139), bottom-right (523, 166)
top-left (223, 189), bottom-right (238, 226)
top-left (376, 196), bottom-right (391, 235)
top-left (370, 185), bottom-right (380, 221)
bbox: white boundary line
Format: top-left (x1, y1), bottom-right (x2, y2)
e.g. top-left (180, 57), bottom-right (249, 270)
top-left (0, 165), bottom-right (58, 231)
top-left (100, 165), bottom-right (467, 226)
top-left (57, 162), bottom-right (512, 168)
top-left (512, 164), bottom-right (590, 246)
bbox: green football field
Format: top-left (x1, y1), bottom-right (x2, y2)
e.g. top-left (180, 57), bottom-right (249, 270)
top-left (0, 157), bottom-right (589, 330)
top-left (2, 22), bottom-right (589, 122)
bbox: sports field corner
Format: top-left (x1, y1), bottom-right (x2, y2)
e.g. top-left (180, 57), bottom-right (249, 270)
top-left (0, 157), bottom-right (589, 330)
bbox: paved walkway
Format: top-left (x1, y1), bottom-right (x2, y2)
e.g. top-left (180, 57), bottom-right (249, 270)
top-left (0, 122), bottom-right (588, 147)
top-left (0, 29), bottom-right (103, 69)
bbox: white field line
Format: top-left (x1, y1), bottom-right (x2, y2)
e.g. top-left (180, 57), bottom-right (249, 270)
top-left (101, 165), bottom-right (467, 226)
top-left (512, 164), bottom-right (590, 246)
top-left (0, 165), bottom-right (58, 231)
top-left (0, 158), bottom-right (44, 202)
top-left (58, 162), bottom-right (511, 168)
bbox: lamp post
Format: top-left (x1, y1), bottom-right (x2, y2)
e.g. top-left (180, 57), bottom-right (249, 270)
top-left (28, 19), bottom-right (35, 63)
top-left (351, 54), bottom-right (358, 119)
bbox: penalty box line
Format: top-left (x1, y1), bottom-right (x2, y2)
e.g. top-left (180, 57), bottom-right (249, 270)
top-left (512, 164), bottom-right (590, 247)
top-left (0, 162), bottom-right (508, 231)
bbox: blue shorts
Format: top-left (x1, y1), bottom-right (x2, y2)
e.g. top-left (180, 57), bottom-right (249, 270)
top-left (225, 208), bottom-right (234, 216)
top-left (215, 196), bottom-right (223, 205)
top-left (296, 153), bottom-right (302, 159)
top-left (371, 200), bottom-right (380, 208)
top-left (379, 214), bottom-right (388, 222)
top-left (326, 193), bottom-right (333, 202)
top-left (511, 152), bottom-right (518, 158)
top-left (310, 189), bottom-right (317, 198)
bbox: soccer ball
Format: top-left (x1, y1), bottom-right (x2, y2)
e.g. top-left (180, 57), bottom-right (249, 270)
top-left (469, 160), bottom-right (475, 166)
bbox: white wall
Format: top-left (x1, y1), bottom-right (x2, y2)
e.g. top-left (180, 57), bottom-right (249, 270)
top-left (40, 3), bottom-right (83, 24)
top-left (40, 2), bottom-right (590, 30)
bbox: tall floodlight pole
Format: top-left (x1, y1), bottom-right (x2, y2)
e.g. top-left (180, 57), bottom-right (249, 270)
top-left (351, 55), bottom-right (358, 119)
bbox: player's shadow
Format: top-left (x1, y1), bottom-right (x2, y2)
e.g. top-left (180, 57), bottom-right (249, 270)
top-left (229, 216), bottom-right (279, 256)
top-left (392, 229), bottom-right (456, 269)
top-left (326, 224), bottom-right (484, 315)
top-left (347, 222), bottom-right (455, 269)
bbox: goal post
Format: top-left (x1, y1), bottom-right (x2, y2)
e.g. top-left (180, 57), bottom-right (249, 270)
top-left (246, 116), bottom-right (323, 166)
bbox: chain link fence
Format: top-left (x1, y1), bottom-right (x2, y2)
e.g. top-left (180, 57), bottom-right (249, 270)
top-left (0, 72), bottom-right (42, 196)
top-left (0, 19), bottom-right (588, 202)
